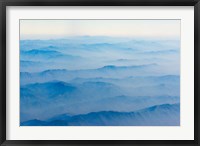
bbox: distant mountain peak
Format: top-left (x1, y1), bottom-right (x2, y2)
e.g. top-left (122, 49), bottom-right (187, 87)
top-left (82, 81), bottom-right (114, 87)
top-left (100, 64), bottom-right (157, 70)
top-left (48, 45), bottom-right (56, 48)
top-left (40, 69), bottom-right (68, 75)
top-left (26, 49), bottom-right (60, 54)
top-left (102, 65), bottom-right (116, 69)
top-left (29, 80), bottom-right (73, 87)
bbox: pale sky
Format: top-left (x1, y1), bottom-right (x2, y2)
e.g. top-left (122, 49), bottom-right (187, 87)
top-left (20, 20), bottom-right (180, 40)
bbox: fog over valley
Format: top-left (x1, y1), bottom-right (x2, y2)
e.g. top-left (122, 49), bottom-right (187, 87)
top-left (20, 36), bottom-right (180, 126)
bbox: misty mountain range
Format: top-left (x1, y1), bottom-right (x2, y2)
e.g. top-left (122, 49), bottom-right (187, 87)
top-left (20, 36), bottom-right (180, 126)
top-left (21, 103), bottom-right (180, 126)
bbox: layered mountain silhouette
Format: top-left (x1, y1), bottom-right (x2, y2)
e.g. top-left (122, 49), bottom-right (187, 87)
top-left (20, 64), bottom-right (160, 85)
top-left (20, 37), bottom-right (180, 126)
top-left (21, 103), bottom-right (180, 126)
top-left (21, 49), bottom-right (81, 61)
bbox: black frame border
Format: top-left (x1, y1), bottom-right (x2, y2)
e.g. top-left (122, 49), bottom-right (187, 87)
top-left (0, 0), bottom-right (199, 146)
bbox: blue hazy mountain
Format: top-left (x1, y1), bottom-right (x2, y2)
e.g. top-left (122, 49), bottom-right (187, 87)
top-left (20, 38), bottom-right (180, 72)
top-left (21, 49), bottom-right (63, 58)
top-left (20, 79), bottom-right (179, 122)
top-left (141, 49), bottom-right (178, 55)
top-left (20, 37), bottom-right (179, 51)
top-left (21, 119), bottom-right (48, 126)
top-left (20, 37), bottom-right (180, 126)
top-left (20, 81), bottom-right (122, 105)
top-left (98, 64), bottom-right (156, 70)
top-left (20, 64), bottom-right (161, 85)
top-left (21, 103), bottom-right (180, 126)
top-left (21, 73), bottom-right (180, 97)
top-left (20, 60), bottom-right (48, 72)
top-left (70, 75), bottom-right (180, 88)
top-left (21, 81), bottom-right (77, 99)
top-left (21, 49), bottom-right (81, 61)
top-left (20, 80), bottom-right (123, 120)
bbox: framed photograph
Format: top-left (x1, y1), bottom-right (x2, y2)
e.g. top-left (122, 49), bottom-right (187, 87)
top-left (0, 0), bottom-right (199, 145)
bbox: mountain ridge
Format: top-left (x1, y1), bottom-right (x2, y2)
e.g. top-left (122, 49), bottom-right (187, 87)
top-left (21, 103), bottom-right (180, 126)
